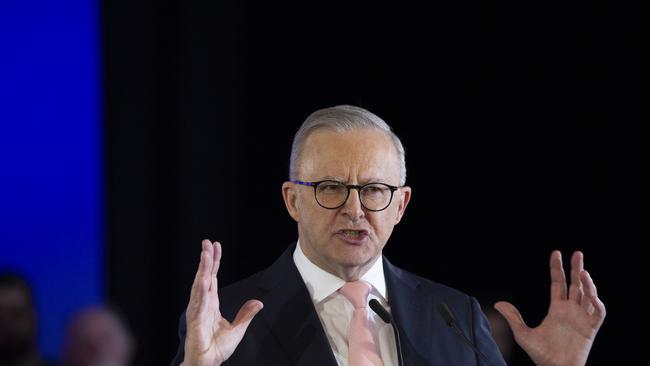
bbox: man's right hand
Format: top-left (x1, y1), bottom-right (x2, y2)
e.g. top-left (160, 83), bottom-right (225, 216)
top-left (183, 240), bottom-right (264, 366)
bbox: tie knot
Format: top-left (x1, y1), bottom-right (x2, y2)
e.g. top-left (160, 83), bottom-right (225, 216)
top-left (339, 281), bottom-right (371, 309)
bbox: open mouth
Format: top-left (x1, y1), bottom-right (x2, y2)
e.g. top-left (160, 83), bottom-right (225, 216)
top-left (336, 229), bottom-right (369, 244)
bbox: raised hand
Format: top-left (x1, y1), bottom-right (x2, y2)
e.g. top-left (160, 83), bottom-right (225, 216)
top-left (183, 240), bottom-right (263, 366)
top-left (494, 251), bottom-right (606, 366)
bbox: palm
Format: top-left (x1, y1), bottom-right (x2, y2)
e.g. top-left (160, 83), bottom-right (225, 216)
top-left (184, 240), bottom-right (263, 366)
top-left (495, 251), bottom-right (606, 366)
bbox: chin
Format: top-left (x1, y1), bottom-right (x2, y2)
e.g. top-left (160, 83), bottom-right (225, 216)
top-left (331, 250), bottom-right (377, 268)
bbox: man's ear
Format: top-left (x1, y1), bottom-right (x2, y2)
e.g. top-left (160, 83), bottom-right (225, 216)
top-left (282, 181), bottom-right (300, 223)
top-left (394, 186), bottom-right (411, 224)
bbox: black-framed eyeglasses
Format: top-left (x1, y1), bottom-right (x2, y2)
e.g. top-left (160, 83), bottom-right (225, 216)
top-left (291, 180), bottom-right (402, 212)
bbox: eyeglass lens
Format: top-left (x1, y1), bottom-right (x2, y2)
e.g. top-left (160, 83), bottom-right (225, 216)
top-left (315, 181), bottom-right (393, 211)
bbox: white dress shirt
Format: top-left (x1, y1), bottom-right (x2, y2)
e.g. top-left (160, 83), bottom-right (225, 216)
top-left (293, 240), bottom-right (398, 366)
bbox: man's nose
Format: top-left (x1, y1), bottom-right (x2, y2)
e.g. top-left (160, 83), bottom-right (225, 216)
top-left (341, 188), bottom-right (365, 221)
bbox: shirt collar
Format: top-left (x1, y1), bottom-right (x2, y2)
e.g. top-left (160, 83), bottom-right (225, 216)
top-left (293, 239), bottom-right (387, 304)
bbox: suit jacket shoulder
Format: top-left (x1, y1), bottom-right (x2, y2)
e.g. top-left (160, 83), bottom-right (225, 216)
top-left (383, 257), bottom-right (506, 366)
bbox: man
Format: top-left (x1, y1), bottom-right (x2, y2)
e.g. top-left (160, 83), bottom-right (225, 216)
top-left (0, 273), bottom-right (57, 366)
top-left (61, 305), bottom-right (135, 366)
top-left (171, 105), bottom-right (605, 366)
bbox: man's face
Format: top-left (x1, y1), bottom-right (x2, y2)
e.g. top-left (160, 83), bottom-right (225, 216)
top-left (0, 287), bottom-right (37, 362)
top-left (282, 128), bottom-right (411, 280)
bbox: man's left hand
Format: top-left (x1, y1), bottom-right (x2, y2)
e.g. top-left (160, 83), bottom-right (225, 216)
top-left (495, 250), bottom-right (606, 366)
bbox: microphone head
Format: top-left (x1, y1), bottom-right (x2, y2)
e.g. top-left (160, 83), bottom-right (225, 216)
top-left (369, 299), bottom-right (392, 324)
top-left (437, 302), bottom-right (456, 327)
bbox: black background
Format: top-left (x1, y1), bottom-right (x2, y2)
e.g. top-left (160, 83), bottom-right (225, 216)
top-left (104, 1), bottom-right (646, 364)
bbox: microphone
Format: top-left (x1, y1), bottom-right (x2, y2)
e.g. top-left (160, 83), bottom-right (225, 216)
top-left (437, 303), bottom-right (495, 366)
top-left (369, 299), bottom-right (404, 366)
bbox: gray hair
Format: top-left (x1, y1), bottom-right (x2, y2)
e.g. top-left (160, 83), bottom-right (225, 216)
top-left (289, 105), bottom-right (407, 185)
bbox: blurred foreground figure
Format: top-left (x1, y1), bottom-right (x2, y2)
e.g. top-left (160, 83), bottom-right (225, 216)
top-left (0, 273), bottom-right (56, 366)
top-left (61, 306), bottom-right (134, 366)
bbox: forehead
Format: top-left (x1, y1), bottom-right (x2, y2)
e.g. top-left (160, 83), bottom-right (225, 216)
top-left (300, 128), bottom-right (400, 182)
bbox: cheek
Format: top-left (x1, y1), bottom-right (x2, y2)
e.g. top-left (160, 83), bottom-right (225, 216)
top-left (370, 212), bottom-right (397, 236)
top-left (295, 192), bottom-right (314, 218)
top-left (298, 200), bottom-right (332, 230)
top-left (385, 202), bottom-right (401, 223)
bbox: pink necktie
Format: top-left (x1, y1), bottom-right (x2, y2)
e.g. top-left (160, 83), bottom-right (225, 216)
top-left (339, 281), bottom-right (384, 366)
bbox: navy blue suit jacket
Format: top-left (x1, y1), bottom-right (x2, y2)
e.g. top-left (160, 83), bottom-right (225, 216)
top-left (171, 244), bottom-right (506, 366)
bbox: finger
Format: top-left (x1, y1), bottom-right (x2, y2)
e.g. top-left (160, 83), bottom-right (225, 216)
top-left (580, 270), bottom-right (598, 299)
top-left (189, 240), bottom-right (214, 311)
top-left (579, 271), bottom-right (594, 314)
top-left (210, 241), bottom-right (222, 291)
top-left (232, 300), bottom-right (264, 333)
top-left (549, 250), bottom-right (567, 300)
top-left (494, 301), bottom-right (529, 337)
top-left (212, 241), bottom-right (222, 276)
top-left (589, 295), bottom-right (607, 326)
top-left (580, 271), bottom-right (605, 318)
top-left (568, 251), bottom-right (584, 303)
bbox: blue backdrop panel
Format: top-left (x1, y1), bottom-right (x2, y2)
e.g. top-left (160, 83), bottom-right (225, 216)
top-left (0, 0), bottom-right (102, 360)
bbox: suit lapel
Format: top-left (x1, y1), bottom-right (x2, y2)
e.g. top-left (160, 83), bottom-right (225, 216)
top-left (257, 245), bottom-right (338, 366)
top-left (253, 246), bottom-right (437, 365)
top-left (384, 258), bottom-right (434, 365)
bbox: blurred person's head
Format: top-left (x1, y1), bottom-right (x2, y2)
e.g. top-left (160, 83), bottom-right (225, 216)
top-left (61, 306), bottom-right (134, 366)
top-left (0, 272), bottom-right (39, 365)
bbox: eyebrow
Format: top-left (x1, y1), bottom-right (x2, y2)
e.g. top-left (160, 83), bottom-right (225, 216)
top-left (318, 176), bottom-right (390, 184)
top-left (319, 176), bottom-right (344, 182)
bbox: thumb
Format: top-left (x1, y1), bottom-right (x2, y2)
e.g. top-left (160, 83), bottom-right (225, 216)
top-left (232, 299), bottom-right (264, 332)
top-left (494, 301), bottom-right (529, 336)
